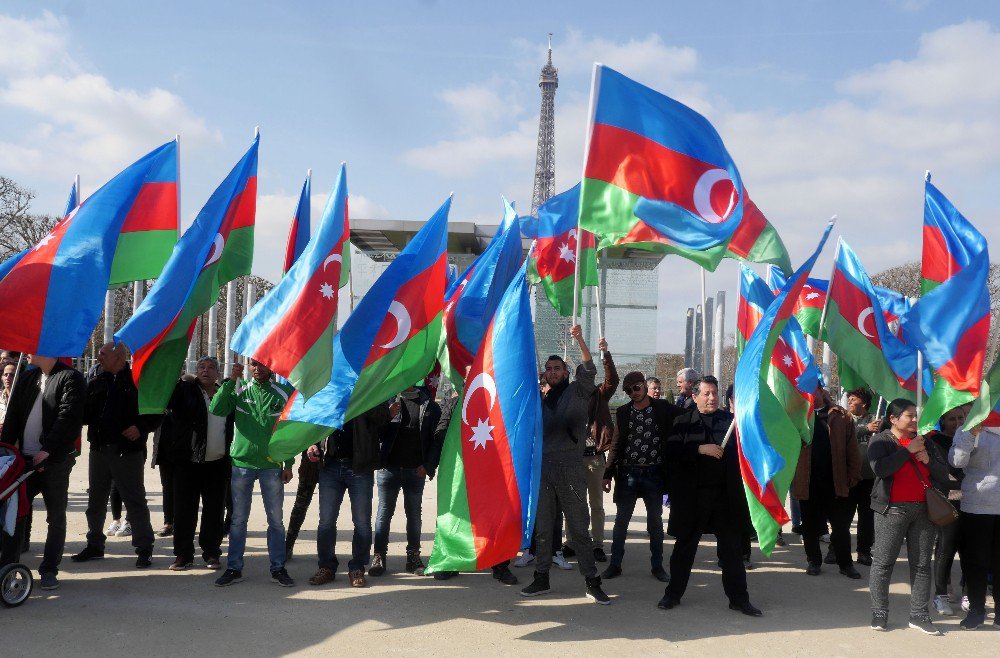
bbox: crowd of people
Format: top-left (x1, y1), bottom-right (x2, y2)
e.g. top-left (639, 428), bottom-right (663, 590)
top-left (0, 337), bottom-right (997, 634)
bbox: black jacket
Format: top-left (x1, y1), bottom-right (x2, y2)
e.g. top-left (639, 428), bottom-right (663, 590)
top-left (379, 396), bottom-right (443, 477)
top-left (319, 402), bottom-right (390, 474)
top-left (604, 397), bottom-right (680, 481)
top-left (161, 379), bottom-right (234, 463)
top-left (84, 366), bottom-right (161, 453)
top-left (868, 429), bottom-right (952, 514)
top-left (0, 362), bottom-right (85, 463)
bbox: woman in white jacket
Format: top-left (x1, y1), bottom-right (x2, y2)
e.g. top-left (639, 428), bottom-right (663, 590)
top-left (949, 424), bottom-right (1000, 630)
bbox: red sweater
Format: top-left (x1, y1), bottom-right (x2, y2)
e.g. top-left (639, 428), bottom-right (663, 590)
top-left (889, 437), bottom-right (929, 503)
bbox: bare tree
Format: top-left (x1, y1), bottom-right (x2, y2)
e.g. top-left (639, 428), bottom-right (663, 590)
top-left (0, 176), bottom-right (59, 261)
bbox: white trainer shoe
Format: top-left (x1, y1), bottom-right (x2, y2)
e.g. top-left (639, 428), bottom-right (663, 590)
top-left (933, 594), bottom-right (955, 616)
top-left (106, 519), bottom-right (122, 535)
top-left (512, 551), bottom-right (535, 568)
top-left (115, 521), bottom-right (133, 537)
top-left (552, 551), bottom-right (573, 570)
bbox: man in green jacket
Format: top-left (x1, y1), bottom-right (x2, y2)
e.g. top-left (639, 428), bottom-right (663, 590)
top-left (211, 360), bottom-right (295, 588)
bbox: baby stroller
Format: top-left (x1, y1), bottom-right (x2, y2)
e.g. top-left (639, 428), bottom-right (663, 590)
top-left (0, 441), bottom-right (33, 607)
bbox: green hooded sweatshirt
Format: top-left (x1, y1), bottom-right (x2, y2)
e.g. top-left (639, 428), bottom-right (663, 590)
top-left (210, 378), bottom-right (294, 470)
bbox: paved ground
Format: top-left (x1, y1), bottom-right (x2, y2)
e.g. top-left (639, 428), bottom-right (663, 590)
top-left (4, 449), bottom-right (997, 656)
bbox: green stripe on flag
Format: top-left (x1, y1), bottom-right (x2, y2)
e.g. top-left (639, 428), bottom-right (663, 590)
top-left (964, 358), bottom-right (1000, 430)
top-left (579, 178), bottom-right (640, 249)
top-left (269, 418), bottom-right (331, 464)
top-left (109, 229), bottom-right (177, 285)
top-left (287, 320), bottom-right (337, 400)
top-left (920, 377), bottom-right (974, 433)
top-left (426, 412), bottom-right (476, 573)
top-left (738, 220), bottom-right (793, 275)
top-left (796, 307), bottom-right (822, 340)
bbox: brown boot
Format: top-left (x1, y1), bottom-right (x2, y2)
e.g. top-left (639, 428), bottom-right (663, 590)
top-left (308, 568), bottom-right (335, 586)
top-left (349, 569), bottom-right (368, 588)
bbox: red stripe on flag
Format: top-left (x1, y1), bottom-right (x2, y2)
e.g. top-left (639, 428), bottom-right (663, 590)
top-left (798, 284), bottom-right (826, 311)
top-left (585, 123), bottom-right (738, 220)
top-left (120, 182), bottom-right (178, 233)
top-left (533, 228), bottom-right (594, 283)
top-left (283, 220), bottom-right (301, 274)
top-left (226, 176), bottom-right (257, 232)
top-left (771, 337), bottom-right (807, 389)
top-left (937, 313), bottom-right (990, 395)
top-left (829, 266), bottom-right (882, 349)
top-left (462, 322), bottom-right (523, 569)
top-left (726, 197), bottom-right (766, 258)
top-left (737, 295), bottom-right (763, 343)
top-left (736, 432), bottom-right (790, 525)
top-left (921, 225), bottom-right (960, 286)
top-left (130, 312), bottom-right (186, 387)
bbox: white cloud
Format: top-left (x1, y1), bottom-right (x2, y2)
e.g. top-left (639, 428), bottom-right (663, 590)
top-left (0, 12), bottom-right (219, 185)
top-left (437, 78), bottom-right (524, 137)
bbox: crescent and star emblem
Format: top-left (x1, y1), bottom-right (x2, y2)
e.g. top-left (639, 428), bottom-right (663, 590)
top-left (204, 233), bottom-right (225, 267)
top-left (379, 300), bottom-right (412, 349)
top-left (692, 168), bottom-right (736, 224)
top-left (857, 307), bottom-right (876, 339)
top-left (462, 372), bottom-right (497, 450)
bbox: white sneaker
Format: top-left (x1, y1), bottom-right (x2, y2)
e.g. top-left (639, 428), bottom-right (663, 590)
top-left (106, 519), bottom-right (122, 535)
top-left (512, 551), bottom-right (535, 568)
top-left (933, 595), bottom-right (955, 616)
top-left (115, 521), bottom-right (132, 537)
top-left (552, 551), bottom-right (573, 570)
top-left (961, 595), bottom-right (970, 612)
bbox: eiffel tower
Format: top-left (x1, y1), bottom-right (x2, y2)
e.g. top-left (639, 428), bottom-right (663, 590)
top-left (530, 34), bottom-right (558, 216)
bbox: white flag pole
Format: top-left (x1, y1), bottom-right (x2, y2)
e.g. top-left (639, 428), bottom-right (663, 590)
top-left (571, 62), bottom-right (602, 331)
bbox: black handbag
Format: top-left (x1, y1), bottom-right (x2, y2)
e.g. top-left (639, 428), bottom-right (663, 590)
top-left (908, 459), bottom-right (959, 527)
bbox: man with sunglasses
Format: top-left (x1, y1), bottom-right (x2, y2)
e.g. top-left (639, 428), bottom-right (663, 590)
top-left (601, 371), bottom-right (679, 582)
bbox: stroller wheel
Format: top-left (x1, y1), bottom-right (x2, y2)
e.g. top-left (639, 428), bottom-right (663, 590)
top-left (0, 563), bottom-right (33, 607)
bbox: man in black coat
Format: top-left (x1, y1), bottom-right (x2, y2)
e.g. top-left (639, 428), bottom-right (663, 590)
top-left (72, 343), bottom-right (161, 568)
top-left (0, 354), bottom-right (85, 590)
top-left (601, 370), bottom-right (679, 582)
top-left (657, 375), bottom-right (762, 617)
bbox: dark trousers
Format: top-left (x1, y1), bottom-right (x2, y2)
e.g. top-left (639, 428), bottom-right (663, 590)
top-left (666, 487), bottom-right (749, 606)
top-left (609, 466), bottom-right (664, 569)
top-left (850, 479), bottom-right (875, 556)
top-left (800, 492), bottom-right (854, 568)
top-left (374, 467), bottom-right (425, 554)
top-left (84, 446), bottom-right (154, 553)
top-left (158, 461), bottom-right (176, 525)
top-left (110, 485), bottom-right (122, 519)
top-left (960, 511), bottom-right (1000, 615)
top-left (172, 458), bottom-right (227, 561)
top-left (286, 478), bottom-right (317, 545)
top-left (934, 502), bottom-right (962, 596)
top-left (535, 461), bottom-right (598, 578)
top-left (1, 517), bottom-right (26, 566)
top-left (529, 507), bottom-right (562, 556)
top-left (23, 458), bottom-right (74, 575)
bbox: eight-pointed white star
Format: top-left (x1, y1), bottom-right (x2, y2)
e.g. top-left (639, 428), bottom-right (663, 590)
top-left (805, 291), bottom-right (820, 300)
top-left (558, 242), bottom-right (576, 263)
top-left (782, 354), bottom-right (793, 367)
top-left (319, 282), bottom-right (335, 300)
top-left (469, 417), bottom-right (494, 450)
top-left (34, 233), bottom-right (55, 251)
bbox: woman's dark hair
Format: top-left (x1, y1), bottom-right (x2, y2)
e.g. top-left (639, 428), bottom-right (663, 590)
top-left (847, 387), bottom-right (872, 410)
top-left (878, 398), bottom-right (917, 432)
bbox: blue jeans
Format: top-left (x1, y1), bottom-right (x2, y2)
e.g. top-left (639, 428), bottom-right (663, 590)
top-left (610, 466), bottom-right (665, 569)
top-left (317, 459), bottom-right (374, 572)
top-left (790, 495), bottom-right (802, 527)
top-left (374, 467), bottom-right (426, 554)
top-left (227, 465), bottom-right (286, 574)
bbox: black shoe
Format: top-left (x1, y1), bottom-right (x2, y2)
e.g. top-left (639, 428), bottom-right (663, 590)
top-left (791, 525), bottom-right (803, 535)
top-left (657, 594), bottom-right (680, 610)
top-left (271, 568), bottom-right (295, 587)
top-left (651, 567), bottom-right (669, 583)
top-left (824, 550), bottom-right (837, 565)
top-left (432, 570), bottom-right (458, 580)
top-left (560, 544), bottom-right (576, 558)
top-left (729, 601), bottom-right (763, 617)
top-left (585, 576), bottom-right (611, 605)
top-left (71, 545), bottom-right (105, 562)
top-left (519, 571), bottom-right (551, 597)
top-left (806, 563), bottom-right (821, 576)
top-left (743, 557), bottom-right (756, 571)
top-left (959, 611), bottom-right (985, 630)
top-left (136, 551), bottom-right (152, 569)
top-left (215, 569), bottom-right (243, 587)
top-left (601, 564), bottom-right (622, 579)
top-left (908, 615), bottom-right (942, 635)
top-left (405, 550), bottom-right (425, 575)
top-left (492, 565), bottom-right (518, 586)
top-left (593, 547), bottom-right (608, 562)
top-left (839, 566), bottom-right (862, 580)
top-left (369, 552), bottom-right (386, 577)
top-left (857, 552), bottom-right (873, 567)
top-left (774, 533), bottom-right (786, 547)
top-left (871, 610), bottom-right (888, 631)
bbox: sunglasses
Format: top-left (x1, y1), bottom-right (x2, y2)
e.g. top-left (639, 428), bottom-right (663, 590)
top-left (629, 383), bottom-right (645, 393)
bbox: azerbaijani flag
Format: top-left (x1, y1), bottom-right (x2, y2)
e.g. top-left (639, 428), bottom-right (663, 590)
top-left (902, 178), bottom-right (989, 431)
top-left (108, 137), bottom-right (179, 285)
top-left (283, 173), bottom-right (311, 274)
top-left (734, 222), bottom-right (833, 555)
top-left (766, 266), bottom-right (828, 339)
top-left (427, 261), bottom-right (543, 572)
top-left (964, 357), bottom-right (1000, 429)
top-left (440, 197), bottom-right (523, 392)
top-left (116, 137), bottom-right (257, 414)
top-left (0, 140), bottom-right (177, 356)
top-left (231, 164), bottom-right (350, 399)
top-left (520, 185), bottom-right (598, 317)
top-left (268, 197), bottom-right (450, 462)
top-left (822, 241), bottom-right (930, 405)
top-left (579, 65), bottom-right (791, 273)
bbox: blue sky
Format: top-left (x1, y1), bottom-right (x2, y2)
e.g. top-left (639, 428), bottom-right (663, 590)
top-left (2, 1), bottom-right (999, 353)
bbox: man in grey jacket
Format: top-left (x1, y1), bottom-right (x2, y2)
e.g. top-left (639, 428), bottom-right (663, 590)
top-left (520, 325), bottom-right (610, 604)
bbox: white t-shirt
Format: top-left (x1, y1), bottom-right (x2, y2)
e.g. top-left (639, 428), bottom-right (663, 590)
top-left (201, 388), bottom-right (226, 462)
top-left (22, 373), bottom-right (47, 457)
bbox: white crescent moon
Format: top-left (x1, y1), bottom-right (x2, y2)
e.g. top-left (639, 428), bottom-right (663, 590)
top-left (693, 168), bottom-right (735, 224)
top-left (205, 233), bottom-right (225, 266)
top-left (857, 307), bottom-right (876, 338)
top-left (379, 300), bottom-right (412, 349)
top-left (462, 372), bottom-right (497, 424)
top-left (322, 253), bottom-right (342, 270)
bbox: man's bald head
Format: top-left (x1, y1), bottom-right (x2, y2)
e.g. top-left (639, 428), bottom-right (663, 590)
top-left (98, 342), bottom-right (129, 374)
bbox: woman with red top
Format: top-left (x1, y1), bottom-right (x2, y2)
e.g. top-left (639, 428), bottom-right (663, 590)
top-left (866, 399), bottom-right (951, 635)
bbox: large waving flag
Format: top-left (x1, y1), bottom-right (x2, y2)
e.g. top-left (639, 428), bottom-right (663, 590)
top-left (823, 241), bottom-right (931, 404)
top-left (520, 185), bottom-right (598, 316)
top-left (735, 221), bottom-right (834, 555)
top-left (902, 178), bottom-right (989, 430)
top-left (232, 164), bottom-right (350, 399)
top-left (117, 137), bottom-right (258, 414)
top-left (427, 262), bottom-right (543, 573)
top-left (268, 197), bottom-right (450, 462)
top-left (283, 173), bottom-right (311, 274)
top-left (441, 198), bottom-right (523, 391)
top-left (766, 266), bottom-right (828, 339)
top-left (579, 65), bottom-right (791, 273)
top-left (0, 141), bottom-right (177, 356)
